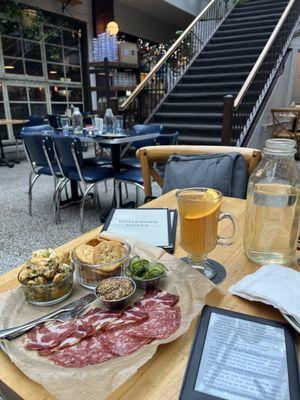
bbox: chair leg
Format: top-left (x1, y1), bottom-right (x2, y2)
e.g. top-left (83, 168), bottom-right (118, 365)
top-left (124, 183), bottom-right (129, 199)
top-left (80, 183), bottom-right (95, 232)
top-left (15, 140), bottom-right (19, 162)
top-left (135, 185), bottom-right (139, 207)
top-left (104, 180), bottom-right (108, 193)
top-left (28, 171), bottom-right (40, 216)
top-left (54, 178), bottom-right (68, 223)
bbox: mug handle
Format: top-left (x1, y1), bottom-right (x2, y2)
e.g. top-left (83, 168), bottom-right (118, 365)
top-left (217, 212), bottom-right (237, 246)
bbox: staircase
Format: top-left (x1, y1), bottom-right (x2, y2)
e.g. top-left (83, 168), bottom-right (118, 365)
top-left (152, 0), bottom-right (288, 144)
top-left (120, 0), bottom-right (300, 146)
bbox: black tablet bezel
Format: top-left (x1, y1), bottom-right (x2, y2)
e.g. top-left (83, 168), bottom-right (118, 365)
top-left (179, 306), bottom-right (300, 400)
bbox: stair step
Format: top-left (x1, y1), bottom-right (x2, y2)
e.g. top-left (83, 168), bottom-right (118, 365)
top-left (229, 5), bottom-right (286, 19)
top-left (193, 54), bottom-right (258, 66)
top-left (216, 24), bottom-right (276, 37)
top-left (198, 46), bottom-right (262, 59)
top-left (181, 72), bottom-right (247, 84)
top-left (168, 92), bottom-right (237, 100)
top-left (154, 112), bottom-right (223, 123)
top-left (226, 12), bottom-right (282, 23)
top-left (178, 135), bottom-right (222, 145)
top-left (175, 81), bottom-right (243, 93)
top-left (160, 102), bottom-right (224, 112)
top-left (211, 32), bottom-right (270, 45)
top-left (205, 38), bottom-right (268, 52)
top-left (232, 1), bottom-right (287, 13)
top-left (221, 17), bottom-right (280, 31)
top-left (188, 63), bottom-right (254, 74)
top-left (232, 0), bottom-right (287, 11)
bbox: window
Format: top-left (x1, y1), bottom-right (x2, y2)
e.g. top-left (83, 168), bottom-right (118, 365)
top-left (0, 9), bottom-right (85, 142)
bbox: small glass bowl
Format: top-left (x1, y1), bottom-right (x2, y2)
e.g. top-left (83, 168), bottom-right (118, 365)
top-left (125, 266), bottom-right (166, 290)
top-left (95, 277), bottom-right (136, 309)
top-left (18, 266), bottom-right (74, 306)
top-left (71, 240), bottom-right (131, 290)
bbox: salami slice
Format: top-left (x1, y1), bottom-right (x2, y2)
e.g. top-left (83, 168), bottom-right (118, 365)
top-left (105, 307), bottom-right (149, 330)
top-left (134, 289), bottom-right (179, 312)
top-left (38, 320), bottom-right (94, 356)
top-left (25, 320), bottom-right (77, 350)
top-left (50, 332), bottom-right (115, 368)
top-left (80, 308), bottom-right (120, 330)
top-left (101, 327), bottom-right (152, 356)
top-left (127, 306), bottom-right (181, 340)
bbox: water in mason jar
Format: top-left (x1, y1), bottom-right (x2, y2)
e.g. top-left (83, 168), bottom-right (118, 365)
top-left (244, 183), bottom-right (300, 264)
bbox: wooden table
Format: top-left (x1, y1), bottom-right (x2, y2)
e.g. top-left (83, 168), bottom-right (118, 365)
top-left (0, 190), bottom-right (299, 400)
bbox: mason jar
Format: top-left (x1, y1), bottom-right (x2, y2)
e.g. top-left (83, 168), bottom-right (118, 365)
top-left (244, 139), bottom-right (300, 265)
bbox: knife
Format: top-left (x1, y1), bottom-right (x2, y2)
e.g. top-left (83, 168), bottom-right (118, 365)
top-left (0, 293), bottom-right (97, 341)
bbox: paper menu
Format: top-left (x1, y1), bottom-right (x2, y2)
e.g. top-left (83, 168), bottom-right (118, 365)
top-left (105, 209), bottom-right (170, 247)
top-left (195, 313), bottom-right (290, 400)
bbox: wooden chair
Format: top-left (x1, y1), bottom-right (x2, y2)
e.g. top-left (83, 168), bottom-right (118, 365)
top-left (271, 108), bottom-right (300, 139)
top-left (136, 145), bottom-right (261, 198)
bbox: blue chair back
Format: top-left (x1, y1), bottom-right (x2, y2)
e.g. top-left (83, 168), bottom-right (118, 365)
top-left (20, 125), bottom-right (53, 137)
top-left (23, 132), bottom-right (54, 167)
top-left (53, 135), bottom-right (83, 169)
top-left (131, 124), bottom-right (163, 149)
top-left (48, 115), bottom-right (62, 129)
top-left (26, 115), bottom-right (45, 126)
top-left (155, 131), bottom-right (179, 146)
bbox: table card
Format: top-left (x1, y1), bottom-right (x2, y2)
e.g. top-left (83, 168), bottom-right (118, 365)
top-left (103, 208), bottom-right (177, 250)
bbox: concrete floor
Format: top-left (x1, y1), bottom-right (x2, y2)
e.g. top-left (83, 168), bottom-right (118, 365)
top-left (0, 160), bottom-right (161, 275)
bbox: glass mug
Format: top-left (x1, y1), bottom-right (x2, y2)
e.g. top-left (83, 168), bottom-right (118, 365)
top-left (176, 188), bottom-right (237, 280)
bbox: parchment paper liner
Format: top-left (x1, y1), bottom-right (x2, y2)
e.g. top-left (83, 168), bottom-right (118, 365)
top-left (0, 233), bottom-right (214, 400)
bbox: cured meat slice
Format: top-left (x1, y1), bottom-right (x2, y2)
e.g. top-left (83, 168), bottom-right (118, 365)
top-left (127, 306), bottom-right (181, 340)
top-left (25, 320), bottom-right (77, 350)
top-left (50, 332), bottom-right (115, 368)
top-left (104, 307), bottom-right (149, 330)
top-left (80, 308), bottom-right (120, 330)
top-left (101, 327), bottom-right (152, 356)
top-left (134, 289), bottom-right (179, 312)
top-left (38, 320), bottom-right (94, 356)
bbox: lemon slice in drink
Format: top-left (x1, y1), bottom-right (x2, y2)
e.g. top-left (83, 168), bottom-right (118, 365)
top-left (184, 189), bottom-right (220, 220)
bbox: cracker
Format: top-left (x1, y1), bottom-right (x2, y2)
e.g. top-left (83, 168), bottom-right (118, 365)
top-left (93, 241), bottom-right (125, 271)
top-left (85, 238), bottom-right (102, 247)
top-left (75, 244), bottom-right (95, 264)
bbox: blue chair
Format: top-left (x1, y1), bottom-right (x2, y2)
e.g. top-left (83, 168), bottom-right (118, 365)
top-left (53, 135), bottom-right (114, 232)
top-left (22, 131), bottom-right (66, 219)
top-left (15, 124), bottom-right (52, 162)
top-left (47, 115), bottom-right (62, 129)
top-left (26, 115), bottom-right (45, 126)
top-left (114, 169), bottom-right (144, 207)
top-left (121, 124), bottom-right (163, 169)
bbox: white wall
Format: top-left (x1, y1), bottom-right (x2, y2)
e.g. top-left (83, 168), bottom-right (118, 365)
top-left (114, 1), bottom-right (179, 43)
top-left (164, 0), bottom-right (209, 16)
top-left (248, 51), bottom-right (294, 149)
top-left (21, 0), bottom-right (93, 57)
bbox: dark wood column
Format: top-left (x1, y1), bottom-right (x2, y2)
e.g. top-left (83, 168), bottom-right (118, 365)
top-left (92, 0), bottom-right (115, 36)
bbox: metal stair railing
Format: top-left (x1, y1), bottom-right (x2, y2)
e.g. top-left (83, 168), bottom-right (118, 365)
top-left (222, 0), bottom-right (300, 146)
top-left (119, 0), bottom-right (236, 125)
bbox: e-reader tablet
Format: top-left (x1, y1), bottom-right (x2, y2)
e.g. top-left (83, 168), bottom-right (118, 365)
top-left (179, 306), bottom-right (300, 400)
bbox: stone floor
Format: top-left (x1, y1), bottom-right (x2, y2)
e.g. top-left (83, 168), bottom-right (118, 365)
top-left (0, 159), bottom-right (161, 275)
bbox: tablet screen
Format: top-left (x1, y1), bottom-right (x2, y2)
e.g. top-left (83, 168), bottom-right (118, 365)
top-left (194, 312), bottom-right (290, 400)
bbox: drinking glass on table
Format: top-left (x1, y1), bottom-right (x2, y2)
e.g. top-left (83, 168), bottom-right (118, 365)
top-left (114, 115), bottom-right (124, 134)
top-left (176, 188), bottom-right (237, 280)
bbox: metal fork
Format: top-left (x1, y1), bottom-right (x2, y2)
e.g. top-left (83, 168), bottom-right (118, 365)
top-left (0, 303), bottom-right (92, 341)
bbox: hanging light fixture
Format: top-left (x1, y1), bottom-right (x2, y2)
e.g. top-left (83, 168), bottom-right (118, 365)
top-left (22, 8), bottom-right (37, 28)
top-left (107, 21), bottom-right (119, 35)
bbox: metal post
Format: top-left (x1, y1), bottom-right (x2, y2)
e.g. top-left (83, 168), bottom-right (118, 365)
top-left (103, 57), bottom-right (110, 103)
top-left (221, 94), bottom-right (234, 146)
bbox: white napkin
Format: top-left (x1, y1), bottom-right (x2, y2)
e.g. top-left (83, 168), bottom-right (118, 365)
top-left (228, 264), bottom-right (300, 320)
